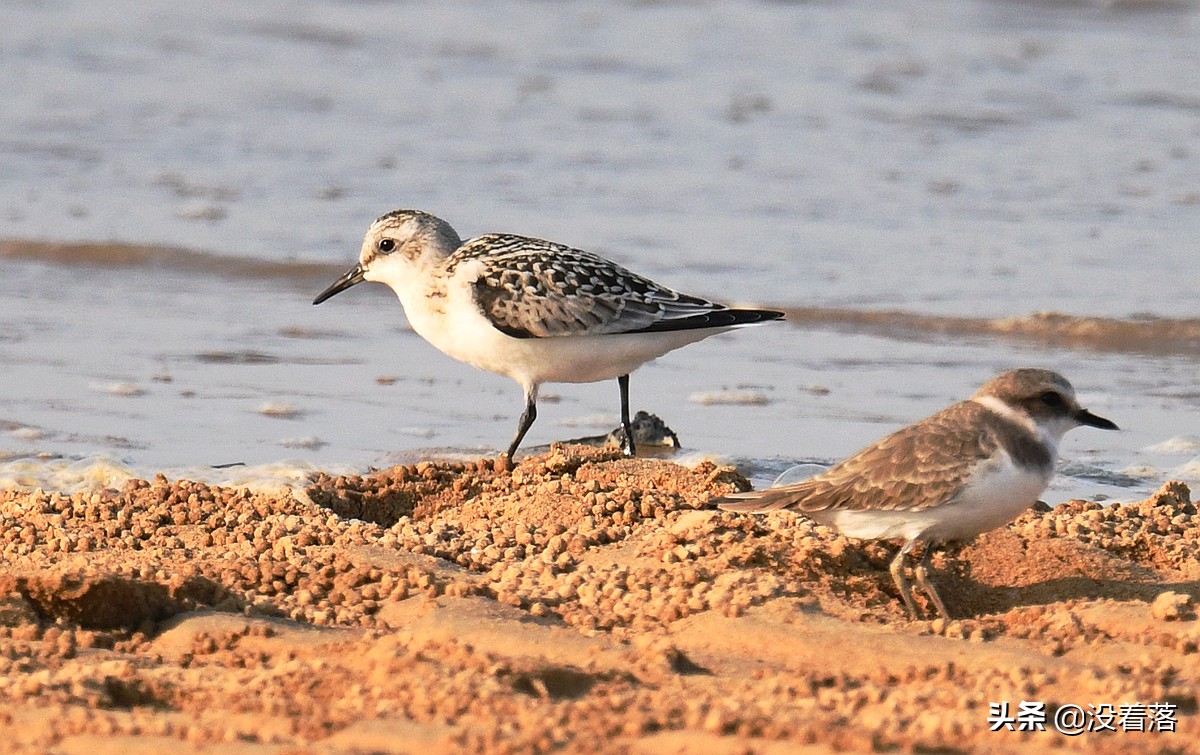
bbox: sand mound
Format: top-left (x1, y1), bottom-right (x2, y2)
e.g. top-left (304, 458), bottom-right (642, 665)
top-left (0, 446), bottom-right (1196, 752)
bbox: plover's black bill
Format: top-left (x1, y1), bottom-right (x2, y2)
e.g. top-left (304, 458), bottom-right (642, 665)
top-left (1075, 408), bottom-right (1118, 431)
top-left (313, 263), bottom-right (365, 305)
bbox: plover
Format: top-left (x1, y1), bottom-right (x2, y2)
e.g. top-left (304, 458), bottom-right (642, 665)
top-left (716, 368), bottom-right (1118, 620)
top-left (313, 209), bottom-right (783, 465)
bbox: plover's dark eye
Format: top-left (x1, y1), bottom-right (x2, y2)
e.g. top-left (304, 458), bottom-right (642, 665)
top-left (378, 238), bottom-right (396, 253)
top-left (1039, 391), bottom-right (1064, 408)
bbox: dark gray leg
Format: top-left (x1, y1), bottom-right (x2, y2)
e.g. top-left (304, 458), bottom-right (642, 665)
top-left (913, 546), bottom-right (951, 621)
top-left (618, 374), bottom-right (636, 456)
top-left (504, 384), bottom-right (539, 464)
top-left (889, 539), bottom-right (920, 619)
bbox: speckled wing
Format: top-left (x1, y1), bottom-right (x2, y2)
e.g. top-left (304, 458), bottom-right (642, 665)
top-left (454, 234), bottom-right (779, 338)
top-left (718, 402), bottom-right (1001, 514)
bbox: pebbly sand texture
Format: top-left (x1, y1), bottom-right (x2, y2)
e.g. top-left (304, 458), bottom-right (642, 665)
top-left (0, 446), bottom-right (1197, 753)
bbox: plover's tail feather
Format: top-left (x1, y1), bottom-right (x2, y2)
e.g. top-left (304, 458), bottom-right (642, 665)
top-left (715, 486), bottom-right (809, 513)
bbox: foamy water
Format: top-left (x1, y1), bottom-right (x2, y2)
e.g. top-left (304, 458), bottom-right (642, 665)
top-left (2, 0), bottom-right (1198, 500)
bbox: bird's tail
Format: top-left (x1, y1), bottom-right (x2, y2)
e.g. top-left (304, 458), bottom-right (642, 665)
top-left (634, 307), bottom-right (783, 334)
top-left (714, 486), bottom-right (807, 513)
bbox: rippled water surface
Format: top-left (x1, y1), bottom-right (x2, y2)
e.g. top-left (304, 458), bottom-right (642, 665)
top-left (1, 0), bottom-right (1198, 499)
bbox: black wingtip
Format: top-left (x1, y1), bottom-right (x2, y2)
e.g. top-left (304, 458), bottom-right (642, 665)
top-left (630, 308), bottom-right (785, 334)
top-left (740, 309), bottom-right (786, 325)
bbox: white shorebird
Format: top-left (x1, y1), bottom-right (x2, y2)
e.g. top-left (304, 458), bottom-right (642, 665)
top-left (313, 209), bottom-right (783, 465)
top-left (716, 368), bottom-right (1118, 620)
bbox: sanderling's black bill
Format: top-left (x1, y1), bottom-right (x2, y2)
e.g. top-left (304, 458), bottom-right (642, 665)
top-left (313, 264), bottom-right (365, 305)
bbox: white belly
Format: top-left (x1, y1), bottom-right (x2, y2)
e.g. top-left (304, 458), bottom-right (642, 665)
top-left (817, 452), bottom-right (1052, 544)
top-left (399, 282), bottom-right (726, 386)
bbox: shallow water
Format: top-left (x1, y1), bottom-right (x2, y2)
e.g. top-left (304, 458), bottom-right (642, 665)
top-left (1, 0), bottom-right (1198, 500)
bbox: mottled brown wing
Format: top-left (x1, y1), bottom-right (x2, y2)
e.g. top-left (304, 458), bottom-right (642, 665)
top-left (718, 401), bottom-right (1000, 514)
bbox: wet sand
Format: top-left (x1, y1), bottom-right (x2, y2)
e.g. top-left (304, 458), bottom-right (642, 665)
top-left (0, 446), bottom-right (1197, 752)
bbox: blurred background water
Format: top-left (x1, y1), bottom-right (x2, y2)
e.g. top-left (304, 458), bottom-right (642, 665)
top-left (1, 0), bottom-right (1198, 499)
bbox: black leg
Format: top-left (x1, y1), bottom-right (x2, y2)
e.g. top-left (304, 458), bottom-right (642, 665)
top-left (504, 384), bottom-right (539, 463)
top-left (617, 374), bottom-right (636, 456)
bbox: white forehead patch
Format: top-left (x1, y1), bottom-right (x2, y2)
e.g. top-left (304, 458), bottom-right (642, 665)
top-left (972, 394), bottom-right (1036, 434)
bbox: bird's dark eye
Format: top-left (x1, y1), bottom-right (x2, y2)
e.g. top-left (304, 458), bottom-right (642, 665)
top-left (1039, 391), bottom-right (1064, 408)
top-left (378, 238), bottom-right (396, 253)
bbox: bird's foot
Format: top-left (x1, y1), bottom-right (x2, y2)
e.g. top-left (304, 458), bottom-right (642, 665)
top-left (913, 561), bottom-right (952, 622)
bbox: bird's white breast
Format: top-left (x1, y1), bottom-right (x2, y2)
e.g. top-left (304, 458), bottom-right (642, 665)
top-left (390, 263), bottom-right (727, 387)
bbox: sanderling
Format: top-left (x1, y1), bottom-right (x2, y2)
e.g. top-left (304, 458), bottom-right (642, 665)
top-left (716, 368), bottom-right (1118, 620)
top-left (313, 209), bottom-right (783, 465)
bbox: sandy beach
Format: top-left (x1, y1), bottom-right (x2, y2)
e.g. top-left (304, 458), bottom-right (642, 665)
top-left (1, 446), bottom-right (1196, 753)
top-left (3, 1), bottom-right (1198, 751)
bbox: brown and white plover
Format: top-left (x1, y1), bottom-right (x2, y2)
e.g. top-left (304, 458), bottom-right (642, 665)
top-left (715, 368), bottom-right (1118, 620)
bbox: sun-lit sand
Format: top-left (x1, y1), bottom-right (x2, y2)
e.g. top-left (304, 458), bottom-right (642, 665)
top-left (1, 446), bottom-right (1196, 752)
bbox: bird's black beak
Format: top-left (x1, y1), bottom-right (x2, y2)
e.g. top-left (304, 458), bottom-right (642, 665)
top-left (1075, 408), bottom-right (1119, 431)
top-left (313, 264), bottom-right (365, 305)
